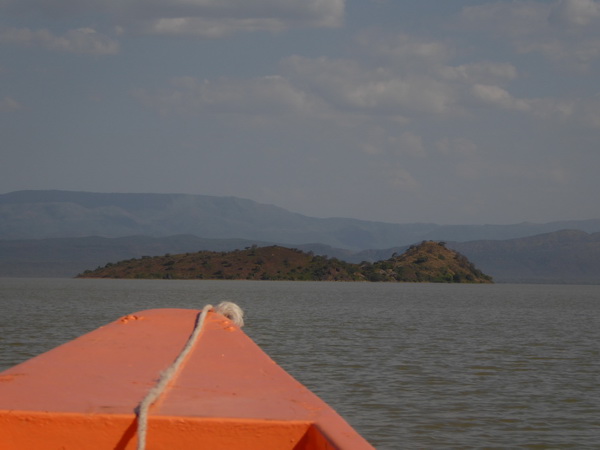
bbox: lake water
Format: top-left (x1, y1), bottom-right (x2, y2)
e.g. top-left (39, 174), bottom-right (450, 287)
top-left (1, 278), bottom-right (599, 448)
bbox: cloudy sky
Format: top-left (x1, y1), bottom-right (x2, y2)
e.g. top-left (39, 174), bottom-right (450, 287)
top-left (2, 0), bottom-right (599, 225)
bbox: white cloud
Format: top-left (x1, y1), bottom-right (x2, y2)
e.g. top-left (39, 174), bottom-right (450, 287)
top-left (1, 0), bottom-right (345, 37)
top-left (0, 27), bottom-right (119, 54)
top-left (515, 37), bottom-right (600, 66)
top-left (549, 0), bottom-right (600, 27)
top-left (0, 96), bottom-right (23, 112)
top-left (440, 62), bottom-right (518, 85)
top-left (139, 16), bottom-right (287, 38)
top-left (384, 166), bottom-right (420, 190)
top-left (392, 131), bottom-right (426, 158)
top-left (459, 0), bottom-right (600, 67)
top-left (132, 75), bottom-right (317, 115)
top-left (459, 1), bottom-right (551, 37)
top-left (356, 31), bottom-right (520, 91)
top-left (529, 97), bottom-right (600, 128)
top-left (471, 84), bottom-right (531, 112)
top-left (361, 128), bottom-right (425, 158)
top-left (132, 24), bottom-right (600, 133)
top-left (355, 31), bottom-right (452, 69)
top-left (137, 50), bottom-right (461, 119)
top-left (128, 0), bottom-right (344, 26)
top-left (281, 55), bottom-right (457, 116)
top-left (132, 35), bottom-right (536, 125)
top-left (435, 137), bottom-right (478, 158)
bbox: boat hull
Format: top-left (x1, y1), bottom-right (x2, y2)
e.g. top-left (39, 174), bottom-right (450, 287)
top-left (0, 308), bottom-right (373, 449)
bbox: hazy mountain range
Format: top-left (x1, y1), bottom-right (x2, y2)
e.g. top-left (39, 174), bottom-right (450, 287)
top-left (1, 190), bottom-right (599, 283)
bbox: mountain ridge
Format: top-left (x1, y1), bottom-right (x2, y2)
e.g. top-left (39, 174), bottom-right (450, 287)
top-left (1, 190), bottom-right (600, 283)
top-left (1, 230), bottom-right (599, 283)
top-left (2, 190), bottom-right (599, 249)
top-left (450, 229), bottom-right (600, 284)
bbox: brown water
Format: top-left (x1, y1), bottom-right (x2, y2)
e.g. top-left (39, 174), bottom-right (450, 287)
top-left (1, 279), bottom-right (599, 448)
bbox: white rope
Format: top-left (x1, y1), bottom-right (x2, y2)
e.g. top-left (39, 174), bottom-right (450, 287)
top-left (215, 301), bottom-right (244, 328)
top-left (135, 302), bottom-right (244, 450)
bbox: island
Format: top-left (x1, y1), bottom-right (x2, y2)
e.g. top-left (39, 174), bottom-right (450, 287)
top-left (77, 241), bottom-right (493, 283)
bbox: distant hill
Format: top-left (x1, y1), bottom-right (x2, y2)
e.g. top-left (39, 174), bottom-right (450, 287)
top-left (1, 230), bottom-right (599, 283)
top-left (449, 230), bottom-right (600, 284)
top-left (2, 190), bottom-right (599, 249)
top-left (370, 241), bottom-right (493, 283)
top-left (0, 190), bottom-right (433, 249)
top-left (77, 242), bottom-right (493, 283)
top-left (1, 190), bottom-right (600, 283)
top-left (0, 235), bottom-right (272, 277)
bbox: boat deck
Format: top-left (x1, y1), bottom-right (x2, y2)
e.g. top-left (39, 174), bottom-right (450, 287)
top-left (0, 308), bottom-right (373, 449)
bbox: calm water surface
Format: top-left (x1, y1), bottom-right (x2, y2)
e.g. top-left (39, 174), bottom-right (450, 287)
top-left (1, 279), bottom-right (599, 448)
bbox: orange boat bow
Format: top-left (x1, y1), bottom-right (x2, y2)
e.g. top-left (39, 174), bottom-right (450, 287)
top-left (0, 308), bottom-right (374, 449)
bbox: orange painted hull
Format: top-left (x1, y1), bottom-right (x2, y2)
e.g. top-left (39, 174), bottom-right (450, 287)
top-left (0, 308), bottom-right (373, 449)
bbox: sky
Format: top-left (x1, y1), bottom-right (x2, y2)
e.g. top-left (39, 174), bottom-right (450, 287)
top-left (1, 0), bottom-right (600, 225)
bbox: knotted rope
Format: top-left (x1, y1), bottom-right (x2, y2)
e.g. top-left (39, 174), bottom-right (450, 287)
top-left (135, 302), bottom-right (244, 450)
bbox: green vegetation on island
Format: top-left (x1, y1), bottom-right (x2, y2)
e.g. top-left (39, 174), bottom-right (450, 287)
top-left (77, 241), bottom-right (493, 283)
